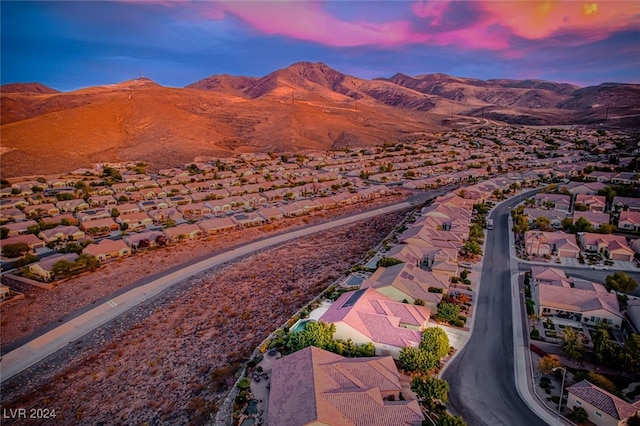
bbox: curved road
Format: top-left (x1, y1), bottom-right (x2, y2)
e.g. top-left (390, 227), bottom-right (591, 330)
top-left (443, 194), bottom-right (548, 426)
top-left (2, 197), bottom-right (437, 384)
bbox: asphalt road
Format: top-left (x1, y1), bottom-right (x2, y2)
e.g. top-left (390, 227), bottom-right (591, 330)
top-left (443, 193), bottom-right (548, 426)
top-left (1, 191), bottom-right (449, 384)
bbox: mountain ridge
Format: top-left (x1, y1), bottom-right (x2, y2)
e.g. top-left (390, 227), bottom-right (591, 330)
top-left (2, 62), bottom-right (639, 177)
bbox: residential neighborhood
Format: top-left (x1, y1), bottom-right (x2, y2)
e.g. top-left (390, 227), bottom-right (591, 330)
top-left (2, 126), bottom-right (640, 425)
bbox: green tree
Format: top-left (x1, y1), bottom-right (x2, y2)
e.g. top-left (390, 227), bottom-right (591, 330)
top-left (376, 257), bottom-right (403, 268)
top-left (561, 327), bottom-right (584, 361)
top-left (420, 327), bottom-right (450, 359)
top-left (535, 216), bottom-right (552, 232)
top-left (462, 240), bottom-right (482, 256)
top-left (1, 243), bottom-right (30, 258)
top-left (623, 333), bottom-right (640, 373)
top-left (15, 253), bottom-right (38, 268)
top-left (573, 216), bottom-right (594, 233)
top-left (436, 303), bottom-right (460, 324)
top-left (469, 224), bottom-right (484, 241)
top-left (286, 321), bottom-right (335, 352)
top-left (573, 203), bottom-right (589, 211)
top-left (411, 375), bottom-right (450, 407)
top-left (561, 217), bottom-right (573, 231)
top-left (436, 413), bottom-right (467, 426)
top-left (598, 223), bottom-right (615, 234)
top-left (605, 272), bottom-right (638, 293)
top-left (399, 346), bottom-right (437, 372)
top-left (76, 253), bottom-right (100, 271)
top-left (592, 324), bottom-right (616, 364)
top-left (569, 405), bottom-right (588, 424)
top-left (52, 259), bottom-right (73, 278)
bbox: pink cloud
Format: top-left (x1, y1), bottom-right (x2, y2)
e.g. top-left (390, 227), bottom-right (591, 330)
top-left (131, 0), bottom-right (640, 53)
top-left (208, 1), bottom-right (415, 47)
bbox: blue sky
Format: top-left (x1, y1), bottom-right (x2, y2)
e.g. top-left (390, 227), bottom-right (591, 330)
top-left (2, 1), bottom-right (639, 91)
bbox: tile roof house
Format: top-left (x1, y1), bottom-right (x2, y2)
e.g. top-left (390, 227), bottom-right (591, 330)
top-left (567, 380), bottom-right (640, 426)
top-left (29, 253), bottom-right (79, 281)
top-left (618, 211), bottom-right (640, 232)
top-left (163, 223), bottom-right (203, 242)
top-left (198, 217), bottom-right (237, 234)
top-left (575, 194), bottom-right (607, 212)
top-left (2, 233), bottom-right (45, 250)
top-left (39, 225), bottom-right (85, 243)
top-left (523, 208), bottom-right (567, 229)
top-left (533, 193), bottom-right (571, 212)
top-left (524, 231), bottom-right (580, 258)
top-left (361, 262), bottom-right (449, 309)
top-left (612, 196), bottom-right (640, 212)
top-left (268, 346), bottom-right (424, 426)
top-left (573, 211), bottom-right (610, 230)
top-left (578, 233), bottom-right (634, 261)
top-left (531, 266), bottom-right (623, 328)
top-left (83, 239), bottom-right (131, 262)
top-left (319, 288), bottom-right (431, 359)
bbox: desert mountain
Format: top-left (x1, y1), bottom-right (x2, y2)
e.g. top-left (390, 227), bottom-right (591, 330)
top-left (2, 62), bottom-right (639, 177)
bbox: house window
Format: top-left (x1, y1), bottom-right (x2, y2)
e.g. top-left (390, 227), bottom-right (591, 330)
top-left (576, 400), bottom-right (582, 406)
top-left (595, 411), bottom-right (602, 417)
top-left (590, 316), bottom-right (596, 322)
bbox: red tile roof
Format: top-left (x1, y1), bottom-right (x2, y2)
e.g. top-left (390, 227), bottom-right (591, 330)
top-left (268, 346), bottom-right (424, 426)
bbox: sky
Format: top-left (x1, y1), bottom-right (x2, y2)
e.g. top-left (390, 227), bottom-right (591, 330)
top-left (2, 1), bottom-right (640, 91)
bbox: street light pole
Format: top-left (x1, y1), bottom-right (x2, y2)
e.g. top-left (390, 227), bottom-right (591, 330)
top-left (552, 366), bottom-right (567, 417)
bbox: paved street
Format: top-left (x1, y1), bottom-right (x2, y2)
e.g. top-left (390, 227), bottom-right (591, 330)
top-left (2, 197), bottom-right (432, 384)
top-left (443, 193), bottom-right (549, 426)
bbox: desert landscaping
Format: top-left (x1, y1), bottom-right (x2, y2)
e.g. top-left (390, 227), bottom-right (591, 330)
top-left (1, 200), bottom-right (407, 425)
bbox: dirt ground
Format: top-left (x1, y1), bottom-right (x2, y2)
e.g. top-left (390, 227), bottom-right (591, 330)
top-left (1, 201), bottom-right (408, 425)
top-left (1, 194), bottom-right (405, 350)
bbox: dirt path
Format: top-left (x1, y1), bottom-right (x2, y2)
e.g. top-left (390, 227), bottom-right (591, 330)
top-left (1, 210), bottom-right (406, 425)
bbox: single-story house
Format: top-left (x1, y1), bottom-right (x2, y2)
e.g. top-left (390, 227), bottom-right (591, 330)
top-left (531, 267), bottom-right (623, 328)
top-left (533, 193), bottom-right (571, 212)
top-left (268, 346), bottom-right (424, 426)
top-left (29, 253), bottom-right (79, 281)
top-left (79, 217), bottom-right (119, 235)
top-left (319, 287), bottom-right (431, 359)
top-left (163, 223), bottom-right (203, 242)
top-left (2, 234), bottom-right (45, 251)
top-left (116, 211), bottom-right (153, 230)
top-left (573, 211), bottom-right (610, 230)
top-left (612, 196), bottom-right (640, 212)
top-left (361, 262), bottom-right (449, 310)
top-left (575, 194), bottom-right (607, 212)
top-left (1, 220), bottom-right (38, 237)
top-left (39, 225), bottom-right (85, 243)
top-left (123, 230), bottom-right (166, 250)
top-left (618, 211), bottom-right (640, 232)
top-left (198, 217), bottom-right (237, 234)
top-left (578, 233), bottom-right (634, 261)
top-left (83, 239), bottom-right (131, 262)
top-left (524, 231), bottom-right (580, 258)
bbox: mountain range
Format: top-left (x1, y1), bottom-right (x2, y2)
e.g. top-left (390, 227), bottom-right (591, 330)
top-left (2, 62), bottom-right (639, 177)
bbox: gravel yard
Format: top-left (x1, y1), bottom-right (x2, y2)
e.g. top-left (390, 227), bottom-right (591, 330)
top-left (1, 202), bottom-right (407, 425)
